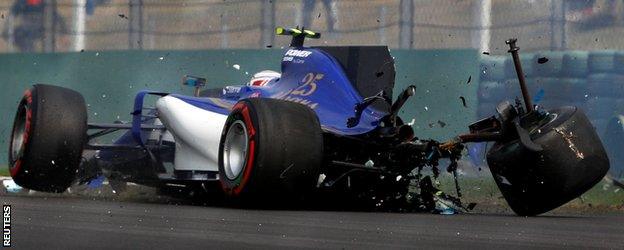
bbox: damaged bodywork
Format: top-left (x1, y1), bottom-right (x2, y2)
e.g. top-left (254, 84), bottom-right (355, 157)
top-left (7, 29), bottom-right (609, 216)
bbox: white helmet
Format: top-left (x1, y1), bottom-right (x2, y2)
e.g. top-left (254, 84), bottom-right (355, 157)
top-left (248, 70), bottom-right (281, 87)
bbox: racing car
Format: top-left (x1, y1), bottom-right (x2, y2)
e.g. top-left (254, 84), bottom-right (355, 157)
top-left (8, 27), bottom-right (609, 215)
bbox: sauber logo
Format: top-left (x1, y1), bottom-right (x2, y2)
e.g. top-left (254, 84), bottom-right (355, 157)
top-left (285, 49), bottom-right (312, 58)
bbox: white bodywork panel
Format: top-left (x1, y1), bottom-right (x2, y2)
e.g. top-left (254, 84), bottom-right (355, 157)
top-left (156, 95), bottom-right (227, 171)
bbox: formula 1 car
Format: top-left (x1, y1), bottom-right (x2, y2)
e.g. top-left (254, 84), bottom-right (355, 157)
top-left (8, 27), bottom-right (609, 215)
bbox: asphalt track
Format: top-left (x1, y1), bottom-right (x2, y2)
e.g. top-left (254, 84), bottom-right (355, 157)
top-left (1, 195), bottom-right (622, 249)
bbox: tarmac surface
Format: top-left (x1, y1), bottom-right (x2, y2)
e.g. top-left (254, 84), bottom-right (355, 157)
top-left (2, 195), bottom-right (623, 249)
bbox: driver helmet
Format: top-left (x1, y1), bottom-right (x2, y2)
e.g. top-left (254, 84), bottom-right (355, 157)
top-left (248, 70), bottom-right (281, 87)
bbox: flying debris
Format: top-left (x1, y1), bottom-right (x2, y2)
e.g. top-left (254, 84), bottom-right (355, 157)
top-left (4, 32), bottom-right (609, 216)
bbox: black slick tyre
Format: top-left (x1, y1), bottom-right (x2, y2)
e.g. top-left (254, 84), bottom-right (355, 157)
top-left (218, 98), bottom-right (323, 204)
top-left (8, 84), bottom-right (87, 192)
top-left (487, 107), bottom-right (609, 216)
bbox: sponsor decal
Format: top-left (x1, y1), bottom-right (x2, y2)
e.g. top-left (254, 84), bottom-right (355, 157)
top-left (292, 73), bottom-right (323, 96)
top-left (271, 72), bottom-right (324, 109)
top-left (281, 95), bottom-right (318, 109)
top-left (224, 86), bottom-right (242, 94)
top-left (250, 79), bottom-right (270, 87)
top-left (285, 49), bottom-right (312, 58)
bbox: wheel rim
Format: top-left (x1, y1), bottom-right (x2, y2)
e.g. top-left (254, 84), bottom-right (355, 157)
top-left (10, 103), bottom-right (28, 164)
top-left (223, 120), bottom-right (249, 180)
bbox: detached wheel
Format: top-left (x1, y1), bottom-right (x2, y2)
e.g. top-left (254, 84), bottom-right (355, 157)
top-left (218, 98), bottom-right (323, 203)
top-left (9, 84), bottom-right (87, 192)
top-left (487, 106), bottom-right (609, 216)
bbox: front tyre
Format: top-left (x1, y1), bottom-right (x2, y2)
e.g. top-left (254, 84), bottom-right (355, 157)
top-left (9, 84), bottom-right (87, 192)
top-left (218, 98), bottom-right (323, 204)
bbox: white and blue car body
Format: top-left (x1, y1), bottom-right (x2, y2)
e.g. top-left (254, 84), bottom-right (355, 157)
top-left (8, 29), bottom-right (610, 215)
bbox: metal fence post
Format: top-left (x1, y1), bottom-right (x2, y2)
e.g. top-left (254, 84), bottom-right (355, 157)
top-left (560, 0), bottom-right (567, 50)
top-left (399, 0), bottom-right (414, 49)
top-left (473, 0), bottom-right (491, 53)
top-left (379, 5), bottom-right (387, 45)
top-left (260, 0), bottom-right (275, 48)
top-left (220, 15), bottom-right (228, 49)
top-left (550, 0), bottom-right (555, 50)
top-left (129, 0), bottom-right (143, 50)
top-left (73, 0), bottom-right (87, 51)
top-left (43, 0), bottom-right (57, 52)
top-left (6, 12), bottom-right (15, 52)
top-left (550, 0), bottom-right (565, 50)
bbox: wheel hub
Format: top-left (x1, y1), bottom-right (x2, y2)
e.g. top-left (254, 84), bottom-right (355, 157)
top-left (223, 120), bottom-right (249, 180)
top-left (10, 103), bottom-right (28, 164)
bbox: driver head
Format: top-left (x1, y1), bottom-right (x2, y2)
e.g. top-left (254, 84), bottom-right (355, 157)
top-left (248, 70), bottom-right (281, 87)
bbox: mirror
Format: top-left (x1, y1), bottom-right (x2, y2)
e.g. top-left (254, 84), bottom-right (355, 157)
top-left (181, 75), bottom-right (206, 97)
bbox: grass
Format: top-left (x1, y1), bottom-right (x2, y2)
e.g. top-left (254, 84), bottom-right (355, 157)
top-left (435, 174), bottom-right (624, 214)
top-left (0, 166), bottom-right (8, 177)
top-left (568, 180), bottom-right (624, 206)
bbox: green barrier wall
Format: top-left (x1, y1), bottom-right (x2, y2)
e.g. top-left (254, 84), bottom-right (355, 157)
top-left (0, 49), bottom-right (478, 166)
top-left (393, 50), bottom-right (479, 140)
